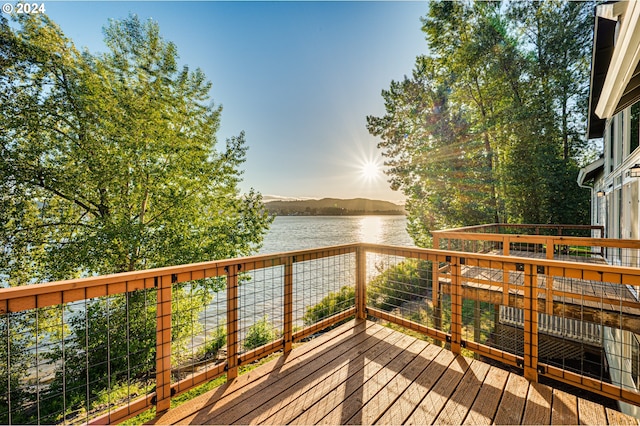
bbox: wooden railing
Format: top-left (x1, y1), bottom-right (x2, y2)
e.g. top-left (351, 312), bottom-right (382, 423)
top-left (434, 223), bottom-right (605, 237)
top-left (0, 245), bottom-right (361, 424)
top-left (431, 223), bottom-right (640, 267)
top-left (362, 243), bottom-right (640, 409)
top-left (1, 241), bottom-right (640, 424)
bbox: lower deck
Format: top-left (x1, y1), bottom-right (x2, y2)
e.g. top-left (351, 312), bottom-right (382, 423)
top-left (150, 319), bottom-right (639, 425)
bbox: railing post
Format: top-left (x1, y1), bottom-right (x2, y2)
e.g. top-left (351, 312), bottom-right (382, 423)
top-left (546, 238), bottom-right (554, 260)
top-left (356, 246), bottom-right (367, 320)
top-left (226, 265), bottom-right (239, 381)
top-left (523, 263), bottom-right (539, 382)
top-left (432, 236), bottom-right (442, 345)
top-left (155, 274), bottom-right (173, 413)
top-left (450, 256), bottom-right (462, 355)
top-left (284, 257), bottom-right (294, 353)
top-left (502, 237), bottom-right (510, 306)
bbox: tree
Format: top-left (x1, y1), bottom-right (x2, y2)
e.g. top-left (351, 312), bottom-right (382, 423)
top-left (1, 14), bottom-right (272, 283)
top-left (368, 0), bottom-right (592, 245)
top-left (1, 13), bottom-right (273, 421)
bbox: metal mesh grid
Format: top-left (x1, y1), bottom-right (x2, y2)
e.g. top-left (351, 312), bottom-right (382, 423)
top-left (238, 263), bottom-right (284, 354)
top-left (0, 289), bottom-right (157, 425)
top-left (538, 274), bottom-right (640, 389)
top-left (293, 253), bottom-right (356, 329)
top-left (171, 277), bottom-right (227, 381)
top-left (365, 252), bottom-right (434, 329)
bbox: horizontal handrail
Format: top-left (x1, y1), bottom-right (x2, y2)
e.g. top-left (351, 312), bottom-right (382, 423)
top-left (0, 244), bottom-right (360, 313)
top-left (432, 223), bottom-right (605, 237)
top-left (1, 241), bottom-right (639, 424)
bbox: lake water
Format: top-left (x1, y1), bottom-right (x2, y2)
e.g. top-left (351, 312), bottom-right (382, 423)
top-left (199, 215), bottom-right (416, 349)
top-left (258, 215), bottom-right (415, 254)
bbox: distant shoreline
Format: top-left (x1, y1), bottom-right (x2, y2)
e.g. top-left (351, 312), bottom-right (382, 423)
top-left (269, 211), bottom-right (406, 217)
top-left (263, 197), bottom-right (406, 217)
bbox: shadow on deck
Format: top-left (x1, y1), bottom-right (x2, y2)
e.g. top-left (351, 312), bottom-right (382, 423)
top-left (150, 319), bottom-right (639, 425)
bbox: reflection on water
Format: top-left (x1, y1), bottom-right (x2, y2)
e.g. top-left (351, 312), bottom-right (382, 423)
top-left (259, 215), bottom-right (414, 254)
top-left (357, 216), bottom-right (383, 243)
top-left (201, 216), bottom-right (415, 347)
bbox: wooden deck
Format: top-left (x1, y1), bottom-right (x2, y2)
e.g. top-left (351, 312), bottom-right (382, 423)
top-left (150, 319), bottom-right (639, 425)
top-left (474, 249), bottom-right (637, 305)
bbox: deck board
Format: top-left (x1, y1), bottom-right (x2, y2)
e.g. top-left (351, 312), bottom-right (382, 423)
top-left (522, 381), bottom-right (552, 425)
top-left (578, 397), bottom-right (607, 425)
top-left (463, 365), bottom-right (509, 425)
top-left (434, 360), bottom-right (490, 425)
top-left (551, 388), bottom-right (578, 425)
top-left (493, 372), bottom-right (530, 425)
top-left (150, 319), bottom-right (639, 426)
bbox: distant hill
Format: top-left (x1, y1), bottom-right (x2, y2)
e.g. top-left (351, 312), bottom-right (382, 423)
top-left (264, 198), bottom-right (405, 216)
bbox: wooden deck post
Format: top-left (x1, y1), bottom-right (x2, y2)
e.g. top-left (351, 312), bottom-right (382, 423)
top-left (473, 299), bottom-right (481, 344)
top-left (432, 235), bottom-right (440, 307)
top-left (226, 265), bottom-right (239, 381)
top-left (284, 257), bottom-right (294, 353)
top-left (545, 238), bottom-right (555, 315)
top-left (523, 263), bottom-right (539, 382)
top-left (546, 238), bottom-right (555, 260)
top-left (450, 256), bottom-right (462, 355)
top-left (432, 236), bottom-right (443, 345)
top-left (155, 274), bottom-right (173, 413)
top-left (502, 236), bottom-right (511, 306)
top-left (356, 246), bottom-right (367, 320)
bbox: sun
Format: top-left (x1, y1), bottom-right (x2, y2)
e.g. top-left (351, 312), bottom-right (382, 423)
top-left (361, 160), bottom-right (381, 181)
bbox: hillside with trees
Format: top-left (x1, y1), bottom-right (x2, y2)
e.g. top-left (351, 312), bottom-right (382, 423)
top-left (367, 1), bottom-right (594, 247)
top-left (264, 198), bottom-right (405, 216)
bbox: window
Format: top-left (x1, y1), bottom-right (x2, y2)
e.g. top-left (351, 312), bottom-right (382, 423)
top-left (631, 103), bottom-right (639, 154)
top-left (610, 120), bottom-right (615, 173)
top-left (633, 334), bottom-right (639, 388)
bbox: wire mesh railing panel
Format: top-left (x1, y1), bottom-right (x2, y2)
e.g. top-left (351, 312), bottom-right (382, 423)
top-left (171, 277), bottom-right (227, 383)
top-left (365, 252), bottom-right (434, 328)
top-left (293, 253), bottom-right (356, 329)
top-left (0, 288), bottom-right (157, 425)
top-left (460, 295), bottom-right (498, 348)
top-left (238, 263), bottom-right (284, 355)
top-left (3, 242), bottom-right (640, 420)
top-left (540, 269), bottom-right (630, 389)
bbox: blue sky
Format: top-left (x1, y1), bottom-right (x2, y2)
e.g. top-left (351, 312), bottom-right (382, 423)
top-left (41, 1), bottom-right (428, 203)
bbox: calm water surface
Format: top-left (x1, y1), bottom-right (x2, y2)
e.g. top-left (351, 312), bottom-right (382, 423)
top-left (258, 215), bottom-right (415, 254)
top-left (201, 216), bottom-right (415, 345)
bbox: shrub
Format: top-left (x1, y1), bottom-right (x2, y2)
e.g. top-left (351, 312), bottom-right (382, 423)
top-left (243, 316), bottom-right (278, 351)
top-left (303, 286), bottom-right (355, 326)
top-left (204, 325), bottom-right (227, 357)
top-left (367, 259), bottom-right (431, 311)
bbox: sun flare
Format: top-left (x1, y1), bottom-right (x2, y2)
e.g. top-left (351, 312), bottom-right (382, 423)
top-left (361, 160), bottom-right (381, 181)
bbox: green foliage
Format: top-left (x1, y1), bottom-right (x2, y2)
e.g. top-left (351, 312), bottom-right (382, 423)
top-left (302, 286), bottom-right (355, 326)
top-left (367, 260), bottom-right (432, 311)
top-left (367, 1), bottom-right (592, 244)
top-left (0, 13), bottom-right (273, 283)
top-left (0, 315), bottom-right (35, 424)
top-left (0, 12), bottom-right (273, 423)
top-left (204, 325), bottom-right (227, 357)
top-left (243, 316), bottom-right (278, 351)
